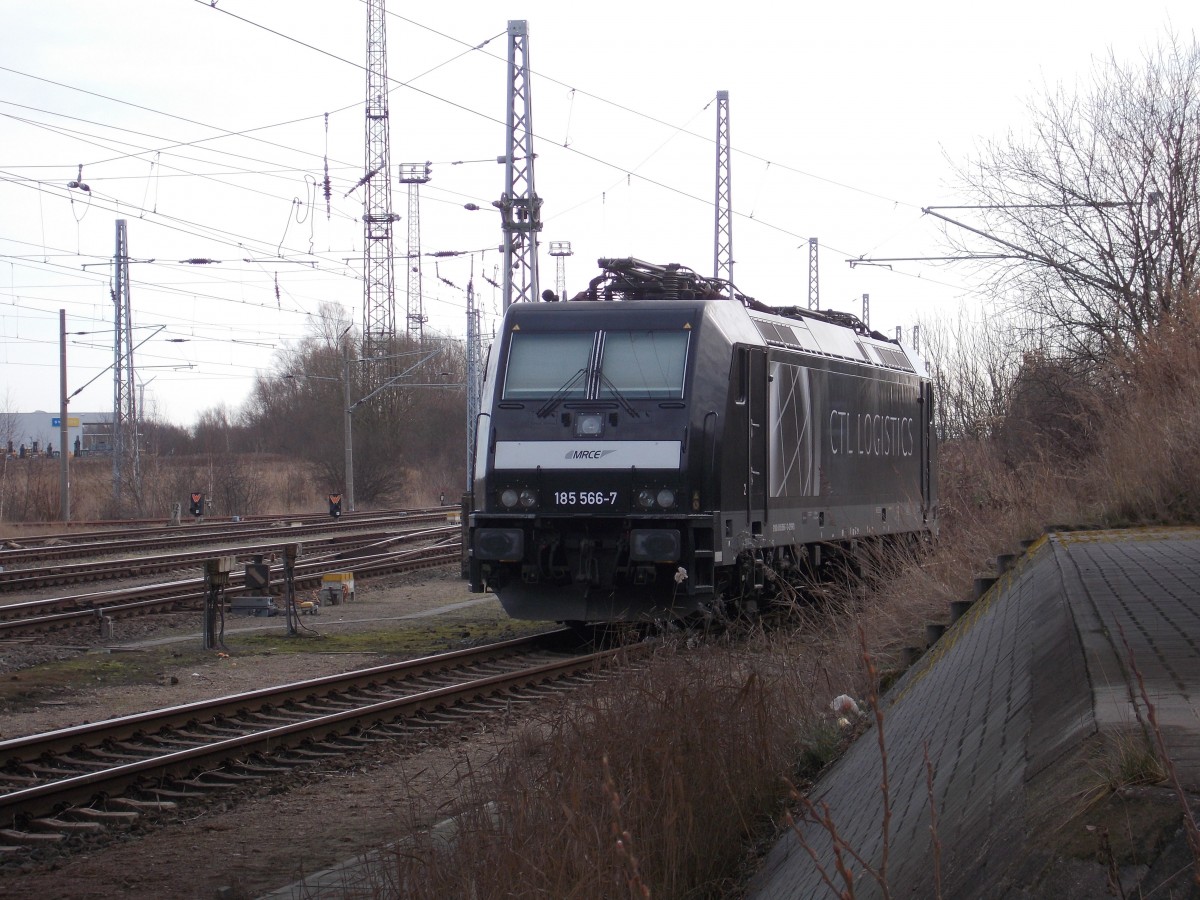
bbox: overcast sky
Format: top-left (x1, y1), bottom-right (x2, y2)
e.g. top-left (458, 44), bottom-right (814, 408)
top-left (2, 0), bottom-right (1195, 427)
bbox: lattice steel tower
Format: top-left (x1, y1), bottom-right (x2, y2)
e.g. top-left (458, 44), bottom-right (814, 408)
top-left (808, 237), bottom-right (820, 309)
top-left (362, 0), bottom-right (398, 377)
top-left (549, 241), bottom-right (572, 300)
top-left (399, 162), bottom-right (431, 342)
top-left (714, 90), bottom-right (733, 285)
top-left (465, 263), bottom-right (482, 490)
top-left (495, 20), bottom-right (542, 311)
top-left (112, 219), bottom-right (138, 510)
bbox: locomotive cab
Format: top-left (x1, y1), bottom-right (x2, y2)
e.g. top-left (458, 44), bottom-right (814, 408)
top-left (467, 296), bottom-right (720, 622)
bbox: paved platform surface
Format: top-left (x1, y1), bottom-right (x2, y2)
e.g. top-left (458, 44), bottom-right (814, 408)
top-left (746, 527), bottom-right (1200, 899)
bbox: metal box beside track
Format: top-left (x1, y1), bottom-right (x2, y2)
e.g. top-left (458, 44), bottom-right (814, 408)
top-left (231, 557), bottom-right (277, 616)
top-left (320, 572), bottom-right (355, 605)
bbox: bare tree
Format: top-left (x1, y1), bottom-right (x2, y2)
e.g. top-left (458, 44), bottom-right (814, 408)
top-left (309, 301), bottom-right (355, 350)
top-left (238, 304), bottom-right (469, 505)
top-left (919, 307), bottom-right (1030, 442)
top-left (948, 33), bottom-right (1200, 365)
top-left (209, 454), bottom-right (264, 517)
top-left (192, 405), bottom-right (236, 455)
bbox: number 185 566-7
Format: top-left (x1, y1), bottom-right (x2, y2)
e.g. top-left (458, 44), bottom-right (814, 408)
top-left (554, 491), bottom-right (618, 506)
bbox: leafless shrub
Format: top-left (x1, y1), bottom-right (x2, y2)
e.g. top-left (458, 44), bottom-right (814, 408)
top-left (8, 460), bottom-right (58, 521)
top-left (1083, 293), bottom-right (1200, 524)
top-left (206, 454), bottom-right (266, 518)
top-left (993, 350), bottom-right (1107, 469)
top-left (919, 307), bottom-right (1028, 443)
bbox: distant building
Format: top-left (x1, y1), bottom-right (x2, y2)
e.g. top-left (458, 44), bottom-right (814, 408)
top-left (1, 411), bottom-right (111, 458)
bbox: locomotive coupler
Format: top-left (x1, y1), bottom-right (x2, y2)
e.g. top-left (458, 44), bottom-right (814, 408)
top-left (575, 539), bottom-right (600, 585)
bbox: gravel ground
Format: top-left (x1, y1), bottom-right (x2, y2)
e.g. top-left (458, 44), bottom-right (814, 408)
top-left (0, 565), bottom-right (553, 899)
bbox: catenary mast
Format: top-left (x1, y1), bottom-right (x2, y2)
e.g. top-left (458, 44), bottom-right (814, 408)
top-left (362, 0), bottom-right (397, 381)
top-left (112, 219), bottom-right (137, 511)
top-left (496, 20), bottom-right (541, 311)
top-left (549, 240), bottom-right (572, 300)
top-left (808, 237), bottom-right (820, 309)
top-left (465, 264), bottom-right (482, 490)
top-left (713, 90), bottom-right (733, 285)
top-left (399, 162), bottom-right (431, 342)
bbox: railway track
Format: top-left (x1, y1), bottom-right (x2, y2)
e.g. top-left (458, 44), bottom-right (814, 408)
top-left (0, 507), bottom-right (453, 568)
top-left (0, 522), bottom-right (454, 593)
top-left (0, 630), bottom-right (636, 857)
top-left (0, 528), bottom-right (462, 638)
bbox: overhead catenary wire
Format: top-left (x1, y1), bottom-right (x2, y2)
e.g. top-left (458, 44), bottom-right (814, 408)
top-left (1, 4), bottom-right (974, 418)
top-left (4, 12), bottom-right (906, 276)
top-left (184, 3), bottom-right (897, 246)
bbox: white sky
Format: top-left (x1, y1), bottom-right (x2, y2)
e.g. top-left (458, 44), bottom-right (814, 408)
top-left (2, 0), bottom-right (1195, 427)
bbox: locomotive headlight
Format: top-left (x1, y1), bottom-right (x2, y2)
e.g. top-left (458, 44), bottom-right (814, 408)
top-left (630, 529), bottom-right (681, 562)
top-left (500, 488), bottom-right (520, 509)
top-left (575, 412), bottom-right (604, 437)
top-left (636, 488), bottom-right (656, 509)
top-left (476, 528), bottom-right (524, 561)
top-left (518, 489), bottom-right (538, 508)
top-left (656, 488), bottom-right (676, 509)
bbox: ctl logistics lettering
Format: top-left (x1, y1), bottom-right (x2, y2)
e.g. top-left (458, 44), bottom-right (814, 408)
top-left (828, 410), bottom-right (914, 457)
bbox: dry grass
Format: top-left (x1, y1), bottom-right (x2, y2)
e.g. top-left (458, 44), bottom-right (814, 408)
top-left (376, 633), bottom-right (842, 899)
top-left (0, 452), bottom-right (458, 532)
top-left (1087, 728), bottom-right (1168, 798)
top-left (1084, 307), bottom-right (1200, 526)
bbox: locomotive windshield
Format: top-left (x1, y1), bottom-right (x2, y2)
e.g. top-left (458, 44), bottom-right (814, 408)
top-left (503, 332), bottom-right (594, 400)
top-left (598, 331), bottom-right (688, 399)
top-left (502, 328), bottom-right (689, 400)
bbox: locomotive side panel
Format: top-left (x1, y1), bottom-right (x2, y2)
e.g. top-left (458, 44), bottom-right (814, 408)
top-left (763, 354), bottom-right (929, 544)
top-left (715, 348), bottom-right (928, 563)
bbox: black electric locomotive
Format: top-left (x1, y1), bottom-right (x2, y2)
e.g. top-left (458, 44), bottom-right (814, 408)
top-left (465, 258), bottom-right (937, 623)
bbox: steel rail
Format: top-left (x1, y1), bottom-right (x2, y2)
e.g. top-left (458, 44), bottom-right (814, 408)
top-left (0, 510), bottom-right (453, 568)
top-left (0, 632), bottom-right (566, 757)
top-left (0, 526), bottom-right (456, 618)
top-left (0, 539), bottom-right (461, 637)
top-left (0, 631), bottom-right (626, 826)
top-left (0, 506), bottom-right (452, 545)
top-left (0, 525), bottom-right (449, 593)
